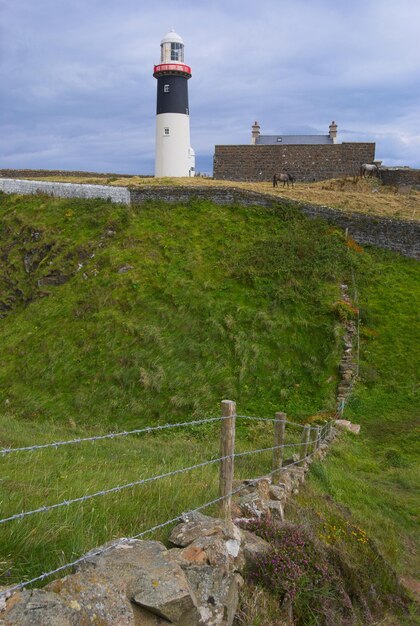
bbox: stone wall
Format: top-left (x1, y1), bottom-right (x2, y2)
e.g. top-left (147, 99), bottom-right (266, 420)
top-left (0, 169), bottom-right (135, 179)
top-left (130, 186), bottom-right (419, 259)
top-left (213, 143), bottom-right (376, 182)
top-left (0, 178), bottom-right (130, 204)
top-left (1, 179), bottom-right (418, 259)
top-left (380, 167), bottom-right (420, 188)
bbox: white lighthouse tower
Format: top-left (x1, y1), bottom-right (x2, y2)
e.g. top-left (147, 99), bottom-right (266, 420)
top-left (154, 30), bottom-right (195, 177)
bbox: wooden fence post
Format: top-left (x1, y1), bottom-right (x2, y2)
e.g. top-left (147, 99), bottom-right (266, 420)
top-left (219, 400), bottom-right (236, 520)
top-left (272, 412), bottom-right (286, 485)
top-left (300, 424), bottom-right (311, 462)
top-left (314, 426), bottom-right (321, 452)
top-left (327, 420), bottom-right (334, 439)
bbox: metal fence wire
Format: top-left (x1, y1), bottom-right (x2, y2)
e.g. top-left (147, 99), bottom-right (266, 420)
top-left (0, 409), bottom-right (338, 601)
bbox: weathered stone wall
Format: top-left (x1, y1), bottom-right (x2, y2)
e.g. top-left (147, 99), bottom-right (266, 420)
top-left (0, 178), bottom-right (130, 204)
top-left (130, 186), bottom-right (419, 259)
top-left (1, 179), bottom-right (418, 259)
top-left (297, 203), bottom-right (420, 259)
top-left (213, 143), bottom-right (376, 182)
top-left (129, 185), bottom-right (278, 207)
top-left (380, 167), bottom-right (420, 188)
top-left (0, 168), bottom-right (135, 179)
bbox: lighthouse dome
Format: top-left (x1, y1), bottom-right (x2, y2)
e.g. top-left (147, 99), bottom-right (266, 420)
top-left (160, 29), bottom-right (185, 63)
top-left (161, 29), bottom-right (184, 45)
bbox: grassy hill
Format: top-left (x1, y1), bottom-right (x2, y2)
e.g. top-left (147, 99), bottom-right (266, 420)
top-left (0, 191), bottom-right (418, 623)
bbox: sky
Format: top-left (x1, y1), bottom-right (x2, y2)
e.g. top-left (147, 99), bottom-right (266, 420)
top-left (1, 0), bottom-right (419, 175)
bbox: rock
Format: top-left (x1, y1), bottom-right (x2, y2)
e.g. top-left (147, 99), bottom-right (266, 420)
top-left (231, 478), bottom-right (270, 500)
top-left (170, 534), bottom-right (242, 572)
top-left (169, 512), bottom-right (241, 548)
top-left (265, 500), bottom-right (284, 522)
top-left (348, 423), bottom-right (361, 435)
top-left (236, 492), bottom-right (268, 518)
top-left (1, 589), bottom-right (81, 625)
top-left (46, 572), bottom-right (143, 625)
top-left (268, 484), bottom-right (287, 502)
top-left (68, 540), bottom-right (198, 626)
top-left (118, 265), bottom-right (134, 273)
top-left (289, 467), bottom-right (306, 484)
top-left (335, 419), bottom-right (352, 430)
top-left (239, 529), bottom-right (271, 568)
top-left (253, 478), bottom-right (271, 500)
top-left (185, 566), bottom-right (239, 626)
top-left (338, 384), bottom-right (351, 395)
top-left (37, 272), bottom-right (68, 287)
top-left (23, 252), bottom-right (34, 273)
top-left (169, 545), bottom-right (208, 566)
top-left (397, 184), bottom-right (412, 195)
top-left (83, 539), bottom-right (198, 623)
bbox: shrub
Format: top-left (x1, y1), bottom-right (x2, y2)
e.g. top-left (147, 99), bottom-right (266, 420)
top-left (332, 299), bottom-right (359, 323)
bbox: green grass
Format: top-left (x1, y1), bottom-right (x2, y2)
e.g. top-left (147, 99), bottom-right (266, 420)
top-left (0, 192), bottom-right (350, 588)
top-left (301, 247), bottom-right (419, 578)
top-left (0, 191), bottom-right (418, 625)
top-left (0, 193), bottom-right (349, 427)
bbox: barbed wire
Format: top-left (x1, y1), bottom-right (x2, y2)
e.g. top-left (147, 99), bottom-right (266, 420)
top-left (0, 454), bottom-right (229, 525)
top-left (0, 416), bottom-right (224, 457)
top-left (0, 436), bottom-right (323, 526)
top-left (237, 415), bottom-right (318, 429)
top-left (0, 446), bottom-right (320, 600)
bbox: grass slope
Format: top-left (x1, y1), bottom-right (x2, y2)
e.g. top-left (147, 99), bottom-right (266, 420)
top-left (237, 249), bottom-right (419, 625)
top-left (0, 193), bottom-right (349, 427)
top-left (0, 192), bottom-right (350, 588)
top-left (0, 192), bottom-right (418, 625)
top-left (306, 246), bottom-right (419, 576)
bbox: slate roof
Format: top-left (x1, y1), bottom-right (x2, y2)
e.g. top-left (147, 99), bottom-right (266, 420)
top-left (256, 135), bottom-right (333, 145)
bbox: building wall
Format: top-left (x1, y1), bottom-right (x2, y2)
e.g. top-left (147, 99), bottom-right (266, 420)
top-left (213, 143), bottom-right (376, 182)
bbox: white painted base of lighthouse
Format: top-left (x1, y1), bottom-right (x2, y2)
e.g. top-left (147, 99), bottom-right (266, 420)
top-left (155, 113), bottom-right (195, 177)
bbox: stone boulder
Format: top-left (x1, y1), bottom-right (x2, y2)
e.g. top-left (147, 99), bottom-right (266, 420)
top-left (76, 539), bottom-right (199, 624)
top-left (1, 589), bottom-right (82, 625)
top-left (169, 512), bottom-right (241, 549)
top-left (335, 419), bottom-right (361, 434)
top-left (185, 566), bottom-right (239, 626)
top-left (239, 529), bottom-right (271, 569)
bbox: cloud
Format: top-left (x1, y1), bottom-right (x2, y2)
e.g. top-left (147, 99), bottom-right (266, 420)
top-left (1, 0), bottom-right (419, 173)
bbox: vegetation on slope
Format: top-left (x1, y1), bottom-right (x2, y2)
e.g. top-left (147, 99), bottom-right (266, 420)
top-left (0, 192), bottom-right (349, 426)
top-left (0, 191), bottom-right (350, 589)
top-left (0, 192), bottom-right (418, 625)
top-left (237, 246), bottom-right (420, 625)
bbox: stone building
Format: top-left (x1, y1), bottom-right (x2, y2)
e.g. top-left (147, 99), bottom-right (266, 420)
top-left (214, 121), bottom-right (375, 182)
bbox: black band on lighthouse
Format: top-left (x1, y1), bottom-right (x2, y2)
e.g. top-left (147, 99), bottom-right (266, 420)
top-left (156, 75), bottom-right (189, 115)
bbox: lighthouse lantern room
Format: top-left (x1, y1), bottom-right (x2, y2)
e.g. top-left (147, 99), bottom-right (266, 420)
top-left (154, 30), bottom-right (195, 177)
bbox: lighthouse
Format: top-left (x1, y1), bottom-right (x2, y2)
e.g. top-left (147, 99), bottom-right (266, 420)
top-left (154, 30), bottom-right (195, 177)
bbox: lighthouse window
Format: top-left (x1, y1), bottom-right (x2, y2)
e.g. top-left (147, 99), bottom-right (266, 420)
top-left (164, 84), bottom-right (170, 93)
top-left (170, 42), bottom-right (184, 62)
top-left (164, 127), bottom-right (170, 135)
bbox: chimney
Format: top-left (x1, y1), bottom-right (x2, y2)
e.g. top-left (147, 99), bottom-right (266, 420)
top-left (329, 120), bottom-right (338, 144)
top-left (251, 121), bottom-right (260, 145)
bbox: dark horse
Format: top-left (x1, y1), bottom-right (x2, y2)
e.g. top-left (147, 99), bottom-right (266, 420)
top-left (273, 173), bottom-right (295, 188)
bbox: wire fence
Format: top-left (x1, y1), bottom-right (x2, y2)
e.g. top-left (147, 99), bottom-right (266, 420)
top-left (0, 415), bottom-right (225, 456)
top-left (1, 444), bottom-right (321, 599)
top-left (0, 248), bottom-right (362, 605)
top-left (0, 408), bottom-right (332, 600)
